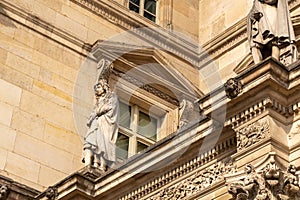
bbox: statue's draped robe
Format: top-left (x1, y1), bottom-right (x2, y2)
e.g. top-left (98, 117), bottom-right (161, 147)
top-left (248, 0), bottom-right (295, 49)
top-left (84, 92), bottom-right (119, 162)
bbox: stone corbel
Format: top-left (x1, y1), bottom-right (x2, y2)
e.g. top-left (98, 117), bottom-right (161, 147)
top-left (225, 152), bottom-right (300, 200)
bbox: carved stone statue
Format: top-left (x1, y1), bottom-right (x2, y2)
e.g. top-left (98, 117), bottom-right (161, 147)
top-left (82, 59), bottom-right (119, 172)
top-left (247, 0), bottom-right (296, 64)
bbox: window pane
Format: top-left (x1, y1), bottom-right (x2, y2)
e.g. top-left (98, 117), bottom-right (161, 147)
top-left (119, 102), bottom-right (131, 129)
top-left (138, 111), bottom-right (157, 141)
top-left (116, 133), bottom-right (129, 159)
top-left (129, 0), bottom-right (140, 13)
top-left (137, 142), bottom-right (148, 153)
top-left (144, 11), bottom-right (156, 22)
top-left (144, 0), bottom-right (156, 15)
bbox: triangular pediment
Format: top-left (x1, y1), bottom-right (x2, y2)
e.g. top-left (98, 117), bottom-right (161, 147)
top-left (91, 41), bottom-right (203, 104)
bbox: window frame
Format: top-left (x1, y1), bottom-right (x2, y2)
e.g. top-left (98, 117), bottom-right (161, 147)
top-left (117, 100), bottom-right (163, 160)
top-left (128, 0), bottom-right (158, 23)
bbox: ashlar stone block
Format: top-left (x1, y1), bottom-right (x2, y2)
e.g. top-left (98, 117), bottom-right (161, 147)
top-left (0, 78), bottom-right (22, 106)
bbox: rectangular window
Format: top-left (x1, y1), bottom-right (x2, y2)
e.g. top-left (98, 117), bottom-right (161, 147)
top-left (116, 133), bottom-right (129, 159)
top-left (129, 0), bottom-right (140, 13)
top-left (138, 110), bottom-right (157, 141)
top-left (143, 0), bottom-right (156, 22)
top-left (119, 102), bottom-right (131, 129)
top-left (129, 0), bottom-right (157, 22)
top-left (116, 101), bottom-right (160, 160)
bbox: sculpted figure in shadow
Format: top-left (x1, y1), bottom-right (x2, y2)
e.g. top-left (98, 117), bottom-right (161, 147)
top-left (248, 0), bottom-right (296, 64)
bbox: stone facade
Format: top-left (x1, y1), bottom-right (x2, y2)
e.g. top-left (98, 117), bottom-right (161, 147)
top-left (1, 0), bottom-right (300, 199)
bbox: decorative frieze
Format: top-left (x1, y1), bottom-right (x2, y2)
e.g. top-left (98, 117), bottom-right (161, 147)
top-left (150, 159), bottom-right (236, 200)
top-left (236, 118), bottom-right (270, 151)
top-left (112, 69), bottom-right (179, 106)
top-left (120, 136), bottom-right (236, 200)
top-left (227, 160), bottom-right (300, 199)
top-left (226, 97), bottom-right (289, 128)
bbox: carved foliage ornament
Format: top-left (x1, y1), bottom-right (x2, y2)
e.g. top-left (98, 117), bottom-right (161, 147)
top-left (150, 159), bottom-right (236, 199)
top-left (237, 118), bottom-right (270, 150)
top-left (228, 162), bottom-right (300, 200)
top-left (224, 78), bottom-right (243, 99)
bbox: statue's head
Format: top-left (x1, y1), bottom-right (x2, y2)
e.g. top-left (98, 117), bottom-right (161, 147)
top-left (94, 79), bottom-right (110, 96)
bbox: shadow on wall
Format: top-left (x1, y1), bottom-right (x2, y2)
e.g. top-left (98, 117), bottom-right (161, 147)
top-left (0, 6), bottom-right (17, 28)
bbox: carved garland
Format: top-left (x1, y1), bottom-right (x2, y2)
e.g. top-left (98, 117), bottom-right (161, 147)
top-left (150, 159), bottom-right (236, 200)
top-left (236, 118), bottom-right (270, 151)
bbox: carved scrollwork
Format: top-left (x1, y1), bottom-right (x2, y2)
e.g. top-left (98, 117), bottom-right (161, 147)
top-left (178, 99), bottom-right (195, 129)
top-left (224, 78), bottom-right (243, 99)
top-left (0, 184), bottom-right (9, 200)
top-left (227, 162), bottom-right (300, 200)
top-left (237, 118), bottom-right (270, 150)
top-left (150, 159), bottom-right (236, 199)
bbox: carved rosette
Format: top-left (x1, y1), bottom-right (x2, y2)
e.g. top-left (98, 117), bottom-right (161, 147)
top-left (0, 184), bottom-right (9, 200)
top-left (150, 159), bottom-right (236, 199)
top-left (227, 161), bottom-right (300, 199)
top-left (236, 118), bottom-right (270, 151)
top-left (224, 78), bottom-right (243, 99)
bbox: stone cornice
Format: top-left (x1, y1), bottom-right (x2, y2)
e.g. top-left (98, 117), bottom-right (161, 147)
top-left (0, 175), bottom-right (40, 200)
top-left (120, 137), bottom-right (236, 200)
top-left (2, 0), bottom-right (300, 71)
top-left (70, 0), bottom-right (200, 65)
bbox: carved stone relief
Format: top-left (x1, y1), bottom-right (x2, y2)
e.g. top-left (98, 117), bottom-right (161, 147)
top-left (150, 158), bottom-right (236, 199)
top-left (224, 78), bottom-right (243, 99)
top-left (228, 161), bottom-right (300, 200)
top-left (178, 99), bottom-right (195, 130)
top-left (45, 186), bottom-right (58, 200)
top-left (0, 184), bottom-right (9, 200)
top-left (236, 118), bottom-right (270, 150)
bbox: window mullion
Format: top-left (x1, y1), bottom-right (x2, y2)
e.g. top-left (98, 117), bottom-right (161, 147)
top-left (140, 0), bottom-right (145, 16)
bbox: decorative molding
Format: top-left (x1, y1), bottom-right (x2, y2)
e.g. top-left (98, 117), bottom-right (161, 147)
top-left (227, 159), bottom-right (300, 199)
top-left (0, 184), bottom-right (9, 200)
top-left (236, 118), bottom-right (270, 151)
top-left (149, 158), bottom-right (236, 200)
top-left (226, 97), bottom-right (290, 128)
top-left (112, 69), bottom-right (179, 106)
top-left (70, 0), bottom-right (199, 66)
top-left (2, 0), bottom-right (300, 71)
top-left (224, 78), bottom-right (243, 99)
top-left (119, 136), bottom-right (236, 200)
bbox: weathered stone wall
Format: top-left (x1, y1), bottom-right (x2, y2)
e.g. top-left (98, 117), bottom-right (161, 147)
top-left (0, 0), bottom-right (126, 190)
